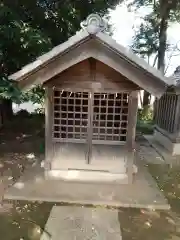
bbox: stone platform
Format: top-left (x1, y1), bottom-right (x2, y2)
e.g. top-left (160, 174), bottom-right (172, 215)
top-left (4, 163), bottom-right (170, 210)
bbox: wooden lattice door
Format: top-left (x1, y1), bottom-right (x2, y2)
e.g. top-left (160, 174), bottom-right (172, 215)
top-left (53, 89), bottom-right (129, 163)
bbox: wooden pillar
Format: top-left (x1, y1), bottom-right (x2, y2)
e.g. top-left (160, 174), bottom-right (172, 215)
top-left (86, 58), bottom-right (96, 164)
top-left (126, 91), bottom-right (138, 184)
top-left (87, 92), bottom-right (93, 164)
top-left (44, 87), bottom-right (53, 170)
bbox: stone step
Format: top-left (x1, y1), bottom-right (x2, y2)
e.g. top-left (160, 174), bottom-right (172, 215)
top-left (40, 206), bottom-right (122, 240)
top-left (46, 170), bottom-right (128, 184)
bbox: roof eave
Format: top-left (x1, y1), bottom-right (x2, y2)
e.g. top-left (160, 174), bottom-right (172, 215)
top-left (9, 30), bottom-right (90, 82)
top-left (94, 33), bottom-right (168, 98)
top-left (95, 32), bottom-right (171, 88)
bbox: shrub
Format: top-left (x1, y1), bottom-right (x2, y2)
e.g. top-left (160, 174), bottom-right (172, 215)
top-left (16, 109), bottom-right (30, 118)
top-left (138, 106), bottom-right (153, 123)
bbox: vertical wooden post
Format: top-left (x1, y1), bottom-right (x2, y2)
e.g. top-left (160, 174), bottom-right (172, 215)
top-left (153, 97), bottom-right (158, 123)
top-left (87, 91), bottom-right (93, 164)
top-left (126, 91), bottom-right (138, 184)
top-left (45, 87), bottom-right (53, 170)
top-left (86, 58), bottom-right (96, 164)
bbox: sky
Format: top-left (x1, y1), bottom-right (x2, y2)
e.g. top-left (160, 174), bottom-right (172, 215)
top-left (109, 3), bottom-right (180, 76)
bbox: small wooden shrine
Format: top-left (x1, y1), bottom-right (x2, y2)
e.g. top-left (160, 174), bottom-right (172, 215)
top-left (9, 14), bottom-right (169, 183)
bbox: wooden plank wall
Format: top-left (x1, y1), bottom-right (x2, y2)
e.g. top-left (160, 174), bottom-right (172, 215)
top-left (156, 93), bottom-right (178, 134)
top-left (45, 59), bottom-right (140, 92)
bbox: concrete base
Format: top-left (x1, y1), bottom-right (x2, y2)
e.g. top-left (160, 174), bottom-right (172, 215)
top-left (40, 206), bottom-right (122, 240)
top-left (154, 129), bottom-right (180, 156)
top-left (4, 164), bottom-right (170, 210)
top-left (144, 134), bottom-right (180, 165)
top-left (45, 169), bottom-right (128, 184)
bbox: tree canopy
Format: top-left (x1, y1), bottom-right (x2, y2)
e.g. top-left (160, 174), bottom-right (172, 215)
top-left (128, 0), bottom-right (180, 108)
top-left (0, 0), bottom-right (119, 103)
top-left (129, 0), bottom-right (180, 72)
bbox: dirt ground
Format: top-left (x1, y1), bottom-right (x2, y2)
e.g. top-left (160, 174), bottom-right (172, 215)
top-left (119, 164), bottom-right (180, 240)
top-left (0, 114), bottom-right (54, 240)
top-left (1, 114), bottom-right (180, 240)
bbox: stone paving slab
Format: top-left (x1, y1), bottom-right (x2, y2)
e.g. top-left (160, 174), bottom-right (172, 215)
top-left (4, 163), bottom-right (170, 210)
top-left (40, 206), bottom-right (122, 240)
top-left (139, 144), bottom-right (165, 165)
top-left (137, 136), bottom-right (165, 165)
top-left (143, 135), bottom-right (177, 165)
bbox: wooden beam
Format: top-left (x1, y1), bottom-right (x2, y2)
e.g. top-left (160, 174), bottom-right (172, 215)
top-left (45, 87), bottom-right (53, 170)
top-left (126, 91), bottom-right (138, 184)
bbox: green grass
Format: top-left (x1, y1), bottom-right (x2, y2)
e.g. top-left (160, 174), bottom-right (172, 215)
top-left (0, 201), bottom-right (53, 240)
top-left (119, 164), bottom-right (180, 240)
top-left (136, 121), bottom-right (154, 135)
top-left (148, 164), bottom-right (180, 213)
top-left (0, 114), bottom-right (51, 240)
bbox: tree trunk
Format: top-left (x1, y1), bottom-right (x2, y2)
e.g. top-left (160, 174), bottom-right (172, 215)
top-left (143, 91), bottom-right (151, 107)
top-left (157, 1), bottom-right (170, 72)
top-left (154, 2), bottom-right (170, 121)
top-left (157, 20), bottom-right (168, 72)
top-left (143, 55), bottom-right (157, 109)
top-left (1, 99), bottom-right (13, 123)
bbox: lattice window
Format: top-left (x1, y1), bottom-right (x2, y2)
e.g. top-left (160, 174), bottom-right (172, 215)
top-left (53, 89), bottom-right (129, 143)
top-left (53, 89), bottom-right (88, 141)
top-left (92, 93), bottom-right (129, 142)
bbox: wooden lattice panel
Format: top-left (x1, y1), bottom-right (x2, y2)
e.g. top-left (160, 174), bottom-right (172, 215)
top-left (53, 90), bottom-right (88, 142)
top-left (53, 89), bottom-right (129, 143)
top-left (156, 93), bottom-right (178, 133)
top-left (93, 93), bottom-right (128, 142)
